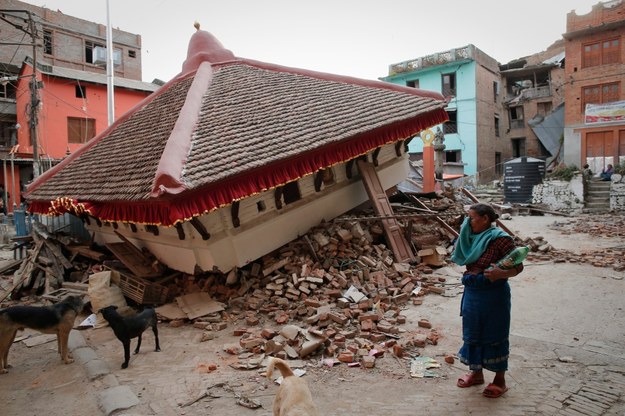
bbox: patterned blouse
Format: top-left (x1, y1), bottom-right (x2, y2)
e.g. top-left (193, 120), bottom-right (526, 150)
top-left (464, 236), bottom-right (524, 275)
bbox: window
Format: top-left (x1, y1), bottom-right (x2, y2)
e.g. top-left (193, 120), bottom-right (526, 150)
top-left (68, 117), bottom-right (95, 143)
top-left (536, 102), bottom-right (552, 116)
top-left (494, 115), bottom-right (500, 137)
top-left (493, 81), bottom-right (499, 102)
top-left (509, 106), bottom-right (524, 129)
top-left (85, 41), bottom-right (104, 64)
top-left (75, 85), bottom-right (86, 99)
top-left (128, 50), bottom-right (136, 58)
top-left (321, 168), bottom-right (335, 186)
top-left (511, 138), bottom-right (526, 158)
top-left (582, 82), bottom-right (620, 110)
top-left (495, 152), bottom-right (502, 176)
top-left (443, 109), bottom-right (457, 134)
top-left (0, 121), bottom-right (12, 147)
top-left (406, 79), bottom-right (419, 88)
top-left (582, 38), bottom-right (620, 68)
top-left (282, 181), bottom-right (301, 205)
top-left (43, 30), bottom-right (53, 55)
top-left (445, 149), bottom-right (461, 163)
top-left (256, 201), bottom-right (266, 212)
top-left (442, 73), bottom-right (456, 97)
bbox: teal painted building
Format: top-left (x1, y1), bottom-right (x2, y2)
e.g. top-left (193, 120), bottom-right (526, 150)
top-left (380, 45), bottom-right (506, 183)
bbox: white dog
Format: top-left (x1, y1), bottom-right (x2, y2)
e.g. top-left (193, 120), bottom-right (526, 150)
top-left (266, 357), bottom-right (319, 416)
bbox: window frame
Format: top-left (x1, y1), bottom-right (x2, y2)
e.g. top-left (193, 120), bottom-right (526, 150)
top-left (67, 117), bottom-right (96, 144)
top-left (582, 37), bottom-right (621, 68)
top-left (442, 73), bottom-right (456, 97)
top-left (43, 29), bottom-right (53, 55)
top-left (582, 82), bottom-right (620, 110)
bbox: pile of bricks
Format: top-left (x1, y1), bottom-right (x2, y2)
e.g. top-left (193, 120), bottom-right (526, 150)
top-left (517, 214), bottom-right (625, 272)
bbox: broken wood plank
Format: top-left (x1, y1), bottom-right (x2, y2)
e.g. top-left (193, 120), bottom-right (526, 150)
top-left (407, 196), bottom-right (459, 238)
top-left (357, 160), bottom-right (414, 263)
top-left (66, 245), bottom-right (107, 262)
top-left (0, 259), bottom-right (23, 275)
top-left (460, 188), bottom-right (515, 237)
top-left (43, 239), bottom-right (74, 269)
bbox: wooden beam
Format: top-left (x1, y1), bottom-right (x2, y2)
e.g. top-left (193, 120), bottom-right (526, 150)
top-left (175, 223), bottom-right (185, 240)
top-left (408, 195), bottom-right (459, 238)
top-left (231, 201), bottom-right (240, 228)
top-left (460, 188), bottom-right (515, 237)
top-left (190, 217), bottom-right (210, 240)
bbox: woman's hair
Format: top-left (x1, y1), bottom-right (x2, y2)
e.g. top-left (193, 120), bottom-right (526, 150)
top-left (470, 203), bottom-right (499, 222)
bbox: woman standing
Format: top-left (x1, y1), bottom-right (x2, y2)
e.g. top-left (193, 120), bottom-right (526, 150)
top-left (451, 203), bottom-right (524, 398)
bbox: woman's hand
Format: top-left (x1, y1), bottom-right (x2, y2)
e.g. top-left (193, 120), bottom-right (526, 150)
top-left (484, 265), bottom-right (519, 282)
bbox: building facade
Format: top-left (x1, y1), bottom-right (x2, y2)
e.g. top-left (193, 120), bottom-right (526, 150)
top-left (0, 0), bottom-right (154, 209)
top-left (563, 0), bottom-right (625, 173)
top-left (381, 45), bottom-right (506, 184)
top-left (499, 41), bottom-right (566, 170)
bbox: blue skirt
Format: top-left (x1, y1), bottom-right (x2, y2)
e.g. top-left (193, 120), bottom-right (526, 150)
top-left (457, 273), bottom-right (510, 372)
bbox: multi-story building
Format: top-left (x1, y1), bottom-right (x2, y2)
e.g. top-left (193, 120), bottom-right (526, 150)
top-left (381, 45), bottom-right (506, 184)
top-left (499, 41), bottom-right (566, 168)
top-left (562, 0), bottom-right (625, 173)
top-left (0, 0), bottom-right (158, 209)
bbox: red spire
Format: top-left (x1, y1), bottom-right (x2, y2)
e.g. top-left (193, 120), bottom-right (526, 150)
top-left (181, 23), bottom-right (235, 74)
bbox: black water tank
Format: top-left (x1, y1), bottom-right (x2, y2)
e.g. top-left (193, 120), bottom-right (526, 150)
top-left (503, 157), bottom-right (546, 203)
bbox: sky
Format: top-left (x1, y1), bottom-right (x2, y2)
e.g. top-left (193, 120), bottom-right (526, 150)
top-left (21, 0), bottom-right (601, 84)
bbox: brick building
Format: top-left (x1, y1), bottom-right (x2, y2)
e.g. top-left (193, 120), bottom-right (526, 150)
top-left (0, 0), bottom-right (157, 210)
top-left (499, 41), bottom-right (566, 169)
top-left (562, 0), bottom-right (625, 172)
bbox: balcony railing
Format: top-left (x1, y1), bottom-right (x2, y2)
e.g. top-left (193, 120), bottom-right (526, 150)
top-left (389, 46), bottom-right (473, 75)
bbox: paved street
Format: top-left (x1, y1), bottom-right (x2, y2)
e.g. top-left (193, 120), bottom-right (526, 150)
top-left (1, 213), bottom-right (624, 415)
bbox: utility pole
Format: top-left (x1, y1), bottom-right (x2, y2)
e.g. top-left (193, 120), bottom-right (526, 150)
top-left (0, 10), bottom-right (40, 179)
top-left (27, 11), bottom-right (40, 179)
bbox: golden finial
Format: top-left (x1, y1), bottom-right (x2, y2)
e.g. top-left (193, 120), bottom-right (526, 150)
top-left (194, 22), bottom-right (200, 31)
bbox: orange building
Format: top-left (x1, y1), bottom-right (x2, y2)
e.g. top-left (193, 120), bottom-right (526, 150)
top-left (9, 61), bottom-right (159, 209)
top-left (563, 0), bottom-right (625, 172)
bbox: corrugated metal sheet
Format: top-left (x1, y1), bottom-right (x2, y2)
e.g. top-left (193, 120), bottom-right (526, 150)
top-left (528, 102), bottom-right (564, 156)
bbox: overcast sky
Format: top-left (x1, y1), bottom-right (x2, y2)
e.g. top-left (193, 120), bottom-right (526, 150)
top-left (22, 0), bottom-right (600, 83)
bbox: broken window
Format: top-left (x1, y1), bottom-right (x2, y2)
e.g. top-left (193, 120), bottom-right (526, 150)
top-left (443, 109), bottom-right (457, 134)
top-left (128, 50), bottom-right (136, 58)
top-left (511, 138), bottom-right (526, 158)
top-left (85, 40), bottom-right (104, 64)
top-left (509, 106), bottom-right (524, 129)
top-left (68, 117), bottom-right (95, 144)
top-left (442, 73), bottom-right (456, 97)
top-left (43, 30), bottom-right (53, 55)
top-left (493, 81), bottom-right (499, 102)
top-left (582, 38), bottom-right (620, 68)
top-left (582, 82), bottom-right (620, 110)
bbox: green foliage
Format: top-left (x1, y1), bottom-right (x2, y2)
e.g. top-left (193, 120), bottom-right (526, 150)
top-left (549, 164), bottom-right (578, 182)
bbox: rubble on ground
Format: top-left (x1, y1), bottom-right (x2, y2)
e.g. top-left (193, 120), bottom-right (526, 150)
top-left (1, 188), bottom-right (624, 372)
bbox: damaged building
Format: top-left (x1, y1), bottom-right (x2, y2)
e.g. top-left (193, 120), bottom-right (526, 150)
top-left (24, 26), bottom-right (448, 275)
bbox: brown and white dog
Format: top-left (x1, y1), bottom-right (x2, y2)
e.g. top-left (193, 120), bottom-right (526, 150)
top-left (0, 295), bottom-right (84, 374)
top-left (266, 357), bottom-right (319, 416)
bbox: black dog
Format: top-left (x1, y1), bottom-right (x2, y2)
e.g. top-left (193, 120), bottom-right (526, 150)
top-left (0, 295), bottom-right (84, 373)
top-left (99, 305), bottom-right (160, 369)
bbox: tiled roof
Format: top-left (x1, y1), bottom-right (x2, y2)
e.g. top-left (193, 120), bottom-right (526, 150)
top-left (26, 30), bottom-right (448, 225)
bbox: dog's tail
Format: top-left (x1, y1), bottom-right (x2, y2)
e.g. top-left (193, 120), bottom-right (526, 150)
top-left (266, 357), bottom-right (295, 379)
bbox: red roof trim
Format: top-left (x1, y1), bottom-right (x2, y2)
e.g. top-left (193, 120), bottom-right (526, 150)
top-left (28, 109), bottom-right (448, 226)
